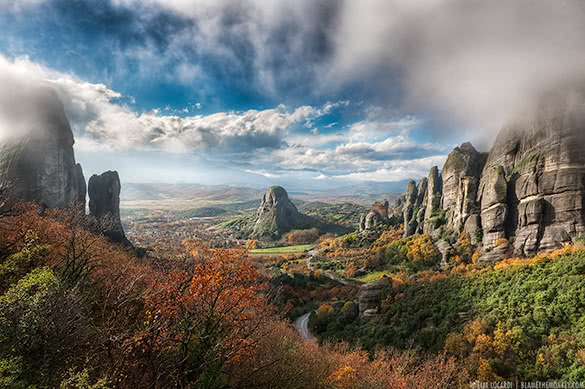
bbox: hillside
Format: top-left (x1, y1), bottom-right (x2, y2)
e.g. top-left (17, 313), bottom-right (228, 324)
top-left (0, 201), bottom-right (462, 388)
top-left (310, 245), bottom-right (585, 381)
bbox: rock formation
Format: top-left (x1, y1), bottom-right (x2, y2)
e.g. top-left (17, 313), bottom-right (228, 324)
top-left (0, 86), bottom-right (135, 251)
top-left (358, 278), bottom-right (391, 320)
top-left (403, 180), bottom-right (419, 237)
top-left (390, 195), bottom-right (406, 219)
top-left (479, 100), bottom-right (585, 257)
top-left (88, 171), bottom-right (131, 247)
top-left (396, 92), bottom-right (585, 262)
top-left (414, 178), bottom-right (428, 234)
top-left (359, 200), bottom-right (390, 231)
top-left (0, 87), bottom-right (86, 209)
top-left (423, 166), bottom-right (442, 235)
top-left (252, 186), bottom-right (313, 239)
top-left (441, 143), bottom-right (487, 237)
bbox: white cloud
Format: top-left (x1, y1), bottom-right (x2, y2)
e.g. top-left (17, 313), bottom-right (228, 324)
top-left (244, 169), bottom-right (280, 178)
top-left (1, 0), bottom-right (47, 11)
top-left (0, 54), bottom-right (448, 183)
top-left (0, 54), bottom-right (346, 156)
top-left (287, 133), bottom-right (345, 148)
top-left (108, 0), bottom-right (585, 143)
top-left (348, 117), bottom-right (419, 142)
top-left (334, 155), bottom-right (448, 182)
top-left (274, 129), bottom-right (447, 176)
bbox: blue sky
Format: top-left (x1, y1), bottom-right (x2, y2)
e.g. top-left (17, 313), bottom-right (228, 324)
top-left (1, 0), bottom-right (584, 191)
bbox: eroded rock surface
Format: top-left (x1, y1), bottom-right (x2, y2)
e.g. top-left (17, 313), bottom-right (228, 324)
top-left (394, 92), bottom-right (585, 261)
top-left (360, 200), bottom-right (390, 231)
top-left (479, 102), bottom-right (585, 256)
top-left (403, 180), bottom-right (419, 237)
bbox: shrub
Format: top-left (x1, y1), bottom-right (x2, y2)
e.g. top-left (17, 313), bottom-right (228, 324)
top-left (283, 228), bottom-right (320, 245)
top-left (246, 239), bottom-right (260, 249)
top-left (495, 238), bottom-right (509, 247)
top-left (406, 235), bottom-right (440, 266)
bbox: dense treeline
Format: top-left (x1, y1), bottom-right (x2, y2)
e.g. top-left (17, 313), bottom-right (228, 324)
top-left (0, 201), bottom-right (462, 388)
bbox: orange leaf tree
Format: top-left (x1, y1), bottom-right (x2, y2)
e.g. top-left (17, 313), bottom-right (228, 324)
top-left (132, 242), bottom-right (274, 387)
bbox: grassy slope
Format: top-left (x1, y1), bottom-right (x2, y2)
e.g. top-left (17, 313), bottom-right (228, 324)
top-left (249, 245), bottom-right (312, 255)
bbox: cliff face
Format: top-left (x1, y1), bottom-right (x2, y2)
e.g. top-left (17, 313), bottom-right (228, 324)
top-left (479, 109), bottom-right (585, 256)
top-left (441, 143), bottom-right (487, 238)
top-left (252, 186), bottom-right (314, 239)
top-left (398, 97), bottom-right (585, 261)
top-left (0, 88), bottom-right (86, 209)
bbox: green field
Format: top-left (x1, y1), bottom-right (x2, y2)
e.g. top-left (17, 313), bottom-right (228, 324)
top-left (353, 271), bottom-right (392, 283)
top-left (249, 244), bottom-right (312, 256)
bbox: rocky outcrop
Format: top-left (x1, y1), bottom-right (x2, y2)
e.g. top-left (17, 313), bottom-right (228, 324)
top-left (252, 186), bottom-right (313, 239)
top-left (414, 178), bottom-right (428, 234)
top-left (0, 85), bottom-right (138, 252)
top-left (358, 278), bottom-right (391, 320)
top-left (441, 143), bottom-right (487, 236)
top-left (403, 180), bottom-right (419, 237)
top-left (395, 92), bottom-right (585, 262)
top-left (360, 200), bottom-right (390, 231)
top-left (423, 167), bottom-right (443, 235)
top-left (0, 87), bottom-right (86, 210)
top-left (88, 171), bottom-right (131, 247)
top-left (390, 195), bottom-right (406, 219)
top-left (436, 240), bottom-right (453, 268)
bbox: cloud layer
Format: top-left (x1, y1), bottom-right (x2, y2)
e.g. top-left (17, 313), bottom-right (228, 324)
top-left (44, 0), bottom-right (583, 142)
top-left (0, 54), bottom-right (445, 183)
top-left (5, 1), bottom-right (585, 185)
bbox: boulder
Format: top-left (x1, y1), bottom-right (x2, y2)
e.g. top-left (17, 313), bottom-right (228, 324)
top-left (358, 278), bottom-right (391, 320)
top-left (436, 240), bottom-right (453, 268)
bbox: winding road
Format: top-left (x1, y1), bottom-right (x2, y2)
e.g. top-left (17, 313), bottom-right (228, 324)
top-left (294, 247), bottom-right (351, 341)
top-left (294, 312), bottom-right (315, 342)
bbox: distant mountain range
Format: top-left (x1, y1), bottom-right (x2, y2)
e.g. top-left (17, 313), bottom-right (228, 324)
top-left (120, 182), bottom-right (405, 206)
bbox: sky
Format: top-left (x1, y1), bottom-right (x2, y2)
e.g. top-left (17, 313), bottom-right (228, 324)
top-left (2, 0), bottom-right (585, 191)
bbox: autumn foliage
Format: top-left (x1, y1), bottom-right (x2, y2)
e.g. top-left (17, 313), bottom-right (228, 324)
top-left (0, 200), bottom-right (467, 388)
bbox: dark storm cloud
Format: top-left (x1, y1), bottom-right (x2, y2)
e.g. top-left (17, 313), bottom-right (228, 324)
top-left (30, 0), bottom-right (341, 100)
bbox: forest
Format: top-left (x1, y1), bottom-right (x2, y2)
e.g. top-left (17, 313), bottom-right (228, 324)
top-left (0, 200), bottom-right (461, 388)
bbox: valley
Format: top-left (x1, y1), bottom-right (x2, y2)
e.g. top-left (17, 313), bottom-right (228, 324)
top-left (3, 2), bottom-right (585, 387)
